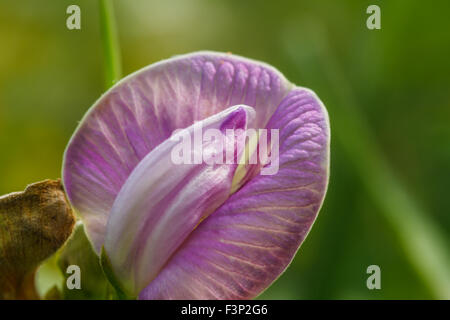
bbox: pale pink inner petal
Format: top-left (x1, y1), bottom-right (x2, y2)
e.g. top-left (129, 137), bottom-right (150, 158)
top-left (104, 105), bottom-right (255, 296)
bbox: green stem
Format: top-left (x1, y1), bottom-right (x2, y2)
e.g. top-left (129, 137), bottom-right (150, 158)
top-left (99, 0), bottom-right (122, 89)
top-left (100, 247), bottom-right (136, 300)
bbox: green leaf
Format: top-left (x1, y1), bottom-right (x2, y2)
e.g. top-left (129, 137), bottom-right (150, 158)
top-left (57, 223), bottom-right (115, 300)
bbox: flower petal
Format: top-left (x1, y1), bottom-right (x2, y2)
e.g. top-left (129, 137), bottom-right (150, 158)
top-left (104, 105), bottom-right (255, 296)
top-left (62, 52), bottom-right (292, 252)
top-left (139, 88), bottom-right (330, 299)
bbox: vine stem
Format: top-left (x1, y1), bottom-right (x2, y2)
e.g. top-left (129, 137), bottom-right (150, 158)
top-left (99, 0), bottom-right (122, 89)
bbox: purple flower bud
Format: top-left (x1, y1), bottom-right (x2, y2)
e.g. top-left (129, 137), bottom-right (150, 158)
top-left (62, 52), bottom-right (330, 299)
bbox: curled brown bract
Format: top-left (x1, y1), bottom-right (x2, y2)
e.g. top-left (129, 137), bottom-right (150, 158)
top-left (0, 179), bottom-right (75, 299)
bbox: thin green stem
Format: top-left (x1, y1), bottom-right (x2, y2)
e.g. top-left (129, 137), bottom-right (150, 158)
top-left (100, 247), bottom-right (136, 300)
top-left (99, 0), bottom-right (122, 89)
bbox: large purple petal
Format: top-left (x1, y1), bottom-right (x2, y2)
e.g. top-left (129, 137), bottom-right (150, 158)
top-left (104, 105), bottom-right (255, 296)
top-left (62, 52), bottom-right (292, 252)
top-left (139, 88), bottom-right (329, 299)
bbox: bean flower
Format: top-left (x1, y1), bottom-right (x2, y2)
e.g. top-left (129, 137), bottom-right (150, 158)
top-left (62, 52), bottom-right (330, 299)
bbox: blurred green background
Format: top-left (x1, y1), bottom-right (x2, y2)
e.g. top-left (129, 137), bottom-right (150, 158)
top-left (0, 0), bottom-right (449, 299)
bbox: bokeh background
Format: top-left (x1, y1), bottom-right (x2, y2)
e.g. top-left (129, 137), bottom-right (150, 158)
top-left (0, 0), bottom-right (449, 299)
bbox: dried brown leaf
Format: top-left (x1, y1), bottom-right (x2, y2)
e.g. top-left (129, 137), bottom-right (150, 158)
top-left (0, 179), bottom-right (76, 299)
